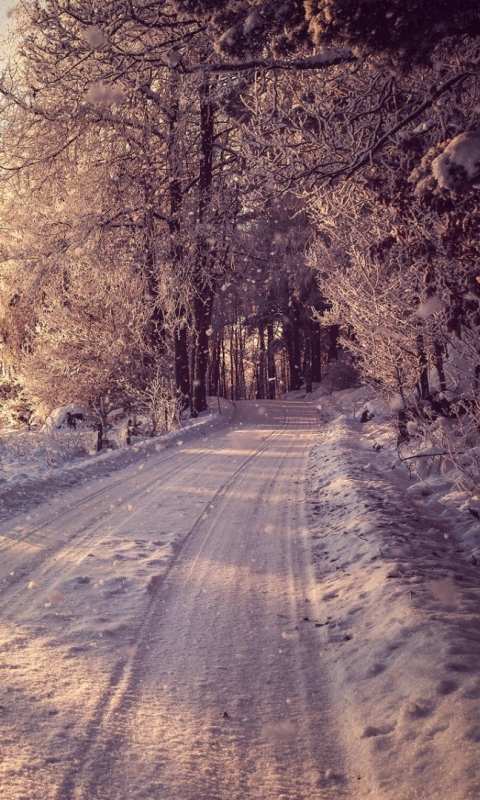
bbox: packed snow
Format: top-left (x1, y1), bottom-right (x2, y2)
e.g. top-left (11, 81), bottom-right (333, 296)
top-left (0, 387), bottom-right (478, 798)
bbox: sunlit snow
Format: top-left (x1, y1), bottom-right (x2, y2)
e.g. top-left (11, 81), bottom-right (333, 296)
top-left (0, 390), bottom-right (477, 798)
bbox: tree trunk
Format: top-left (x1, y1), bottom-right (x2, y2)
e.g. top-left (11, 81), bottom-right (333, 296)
top-left (304, 320), bottom-right (313, 393)
top-left (434, 340), bottom-right (447, 393)
top-left (143, 203), bottom-right (165, 359)
top-left (417, 333), bottom-right (429, 400)
top-left (221, 333), bottom-right (227, 398)
top-left (256, 324), bottom-right (266, 399)
top-left (311, 319), bottom-right (322, 382)
top-left (285, 298), bottom-right (302, 391)
top-left (190, 76), bottom-right (216, 415)
top-left (328, 324), bottom-right (340, 362)
top-left (229, 325), bottom-right (235, 401)
top-left (192, 284), bottom-right (215, 414)
top-left (174, 323), bottom-right (190, 409)
top-left (238, 323), bottom-right (246, 399)
top-left (267, 322), bottom-right (276, 399)
top-left (208, 337), bottom-right (220, 397)
top-left (281, 352), bottom-right (288, 395)
top-left (168, 73), bottom-right (191, 406)
top-left (233, 325), bottom-right (240, 399)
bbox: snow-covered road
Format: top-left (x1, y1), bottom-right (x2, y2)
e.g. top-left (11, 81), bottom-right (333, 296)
top-left (0, 401), bottom-right (352, 799)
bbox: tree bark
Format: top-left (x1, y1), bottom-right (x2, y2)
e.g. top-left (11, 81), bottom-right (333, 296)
top-left (285, 298), bottom-right (302, 391)
top-left (174, 324), bottom-right (190, 408)
top-left (208, 337), bottom-right (220, 397)
top-left (256, 324), bottom-right (266, 399)
top-left (328, 324), bottom-right (340, 362)
top-left (416, 333), bottom-right (429, 400)
top-left (190, 76), bottom-right (216, 414)
top-left (169, 72), bottom-right (191, 407)
top-left (304, 320), bottom-right (313, 393)
top-left (192, 284), bottom-right (215, 414)
top-left (434, 340), bottom-right (447, 394)
top-left (311, 319), bottom-right (322, 382)
top-left (267, 322), bottom-right (277, 399)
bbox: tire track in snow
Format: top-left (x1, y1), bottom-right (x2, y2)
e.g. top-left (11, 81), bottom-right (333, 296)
top-left (0, 404), bottom-right (281, 602)
top-left (53, 402), bottom-right (352, 800)
top-left (0, 445), bottom-right (208, 560)
top-left (46, 404), bottom-right (301, 798)
top-left (0, 406), bottom-right (234, 524)
top-left (0, 446), bottom-right (217, 612)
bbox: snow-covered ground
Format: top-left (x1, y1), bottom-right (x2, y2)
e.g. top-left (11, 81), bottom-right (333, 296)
top-left (306, 385), bottom-right (480, 799)
top-left (0, 388), bottom-right (478, 798)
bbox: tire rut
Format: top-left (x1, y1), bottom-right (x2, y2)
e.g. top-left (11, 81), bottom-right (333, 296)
top-left (54, 402), bottom-right (352, 800)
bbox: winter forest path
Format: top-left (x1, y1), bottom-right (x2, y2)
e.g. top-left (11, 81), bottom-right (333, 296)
top-left (0, 401), bottom-right (356, 799)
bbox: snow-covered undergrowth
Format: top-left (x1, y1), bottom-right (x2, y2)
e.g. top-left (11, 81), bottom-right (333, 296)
top-left (305, 384), bottom-right (480, 798)
top-left (0, 398), bottom-right (234, 520)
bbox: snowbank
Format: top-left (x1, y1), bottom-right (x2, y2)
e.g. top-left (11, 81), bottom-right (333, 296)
top-left (305, 386), bottom-right (480, 798)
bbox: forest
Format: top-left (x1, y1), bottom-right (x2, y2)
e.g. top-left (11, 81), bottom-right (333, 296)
top-left (0, 1), bottom-right (480, 491)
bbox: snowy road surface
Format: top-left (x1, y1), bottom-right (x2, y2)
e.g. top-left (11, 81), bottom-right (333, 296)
top-left (0, 401), bottom-right (354, 799)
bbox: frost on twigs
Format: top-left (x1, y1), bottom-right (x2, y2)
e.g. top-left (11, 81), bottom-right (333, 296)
top-left (130, 369), bottom-right (183, 436)
top-left (86, 82), bottom-right (124, 106)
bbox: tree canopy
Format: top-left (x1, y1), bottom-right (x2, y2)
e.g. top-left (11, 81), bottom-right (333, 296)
top-left (1, 0), bottom-right (480, 494)
top-left (173, 0), bottom-right (480, 63)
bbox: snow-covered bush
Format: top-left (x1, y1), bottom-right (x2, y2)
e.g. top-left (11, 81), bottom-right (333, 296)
top-left (432, 132), bottom-right (480, 193)
top-left (131, 369), bottom-right (183, 436)
top-left (4, 426), bottom-right (93, 467)
top-left (307, 77), bottom-right (480, 497)
top-left (0, 370), bottom-right (34, 429)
